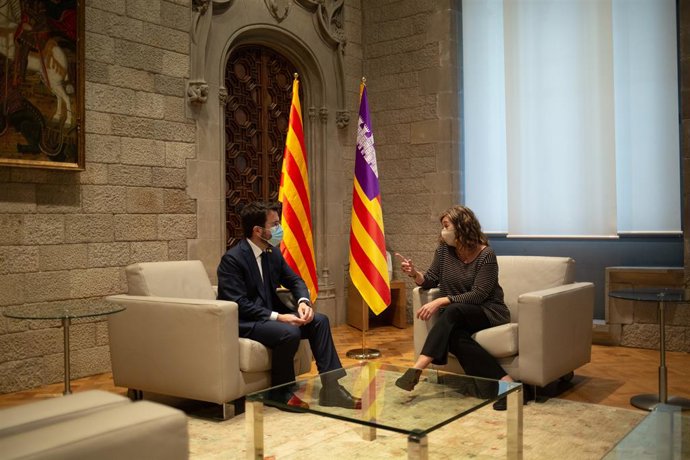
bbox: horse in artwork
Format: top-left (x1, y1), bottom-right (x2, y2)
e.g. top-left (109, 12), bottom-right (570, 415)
top-left (0, 0), bottom-right (75, 148)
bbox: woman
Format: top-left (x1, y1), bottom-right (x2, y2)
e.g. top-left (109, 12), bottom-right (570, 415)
top-left (395, 205), bottom-right (517, 410)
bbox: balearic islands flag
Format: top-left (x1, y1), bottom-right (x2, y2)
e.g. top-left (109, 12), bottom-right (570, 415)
top-left (348, 80), bottom-right (391, 315)
top-left (278, 74), bottom-right (318, 302)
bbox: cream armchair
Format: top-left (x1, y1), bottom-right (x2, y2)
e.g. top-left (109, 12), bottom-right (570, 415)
top-left (413, 256), bottom-right (594, 387)
top-left (106, 260), bottom-right (312, 419)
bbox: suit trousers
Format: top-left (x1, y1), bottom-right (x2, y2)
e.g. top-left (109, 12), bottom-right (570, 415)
top-left (421, 303), bottom-right (506, 380)
top-left (247, 312), bottom-right (344, 386)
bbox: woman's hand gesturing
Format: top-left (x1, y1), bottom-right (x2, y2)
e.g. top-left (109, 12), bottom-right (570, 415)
top-left (395, 252), bottom-right (416, 278)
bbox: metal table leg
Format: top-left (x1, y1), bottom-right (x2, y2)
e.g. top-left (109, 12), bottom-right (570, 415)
top-left (62, 317), bottom-right (71, 395)
top-left (407, 429), bottom-right (428, 459)
top-left (361, 362), bottom-right (377, 441)
top-left (246, 401), bottom-right (263, 460)
top-left (507, 387), bottom-right (523, 460)
top-left (630, 300), bottom-right (690, 411)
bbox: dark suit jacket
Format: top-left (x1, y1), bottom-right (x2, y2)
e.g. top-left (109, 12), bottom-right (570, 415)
top-left (217, 239), bottom-right (310, 336)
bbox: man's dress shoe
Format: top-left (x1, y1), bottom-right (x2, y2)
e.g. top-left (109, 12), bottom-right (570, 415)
top-left (318, 384), bottom-right (362, 409)
top-left (269, 390), bottom-right (310, 412)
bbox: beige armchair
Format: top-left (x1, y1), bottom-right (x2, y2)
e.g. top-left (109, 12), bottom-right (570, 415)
top-left (0, 391), bottom-right (188, 459)
top-left (106, 260), bottom-right (312, 419)
top-left (413, 256), bottom-right (594, 387)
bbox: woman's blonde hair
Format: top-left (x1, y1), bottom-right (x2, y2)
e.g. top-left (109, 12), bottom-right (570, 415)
top-left (440, 205), bottom-right (488, 250)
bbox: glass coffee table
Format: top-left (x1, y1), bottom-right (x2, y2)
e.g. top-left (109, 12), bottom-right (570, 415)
top-left (603, 403), bottom-right (689, 459)
top-left (246, 362), bottom-right (523, 459)
top-left (3, 302), bottom-right (125, 395)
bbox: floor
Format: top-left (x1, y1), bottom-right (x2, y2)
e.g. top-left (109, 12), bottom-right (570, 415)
top-left (1, 323), bottom-right (689, 413)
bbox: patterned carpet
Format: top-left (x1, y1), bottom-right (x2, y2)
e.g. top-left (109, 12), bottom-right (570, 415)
top-left (187, 397), bottom-right (644, 459)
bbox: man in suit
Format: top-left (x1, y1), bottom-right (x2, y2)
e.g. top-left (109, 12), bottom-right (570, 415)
top-left (217, 201), bottom-right (360, 410)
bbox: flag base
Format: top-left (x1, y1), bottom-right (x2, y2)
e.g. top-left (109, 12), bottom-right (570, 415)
top-left (346, 348), bottom-right (381, 359)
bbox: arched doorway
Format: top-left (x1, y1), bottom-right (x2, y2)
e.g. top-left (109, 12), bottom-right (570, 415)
top-left (190, 3), bottom-right (347, 322)
top-left (223, 45), bottom-right (301, 248)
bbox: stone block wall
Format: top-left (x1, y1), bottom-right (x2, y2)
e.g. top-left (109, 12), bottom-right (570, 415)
top-left (681, 1), bottom-right (690, 292)
top-left (355, 1), bottom-right (461, 323)
top-left (0, 0), bottom-right (195, 393)
top-left (1, 0), bottom-right (689, 395)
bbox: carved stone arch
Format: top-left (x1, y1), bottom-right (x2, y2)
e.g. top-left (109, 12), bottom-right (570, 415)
top-left (220, 27), bottom-right (326, 112)
top-left (220, 28), bottom-right (326, 249)
top-left (188, 3), bottom-right (344, 322)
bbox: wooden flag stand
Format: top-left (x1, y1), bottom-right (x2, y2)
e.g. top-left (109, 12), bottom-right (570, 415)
top-left (346, 301), bottom-right (381, 359)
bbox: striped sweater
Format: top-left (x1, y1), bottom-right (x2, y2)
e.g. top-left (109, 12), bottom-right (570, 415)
top-left (420, 244), bottom-right (510, 326)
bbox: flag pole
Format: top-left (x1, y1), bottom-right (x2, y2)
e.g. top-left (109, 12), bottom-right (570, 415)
top-left (345, 298), bottom-right (382, 359)
top-left (279, 73), bottom-right (319, 304)
top-left (347, 77), bottom-right (383, 360)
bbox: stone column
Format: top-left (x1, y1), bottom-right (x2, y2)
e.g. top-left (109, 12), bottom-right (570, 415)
top-left (680, 1), bottom-right (690, 294)
top-left (308, 106), bottom-right (336, 322)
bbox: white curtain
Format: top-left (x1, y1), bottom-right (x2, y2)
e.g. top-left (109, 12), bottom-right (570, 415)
top-left (613, 0), bottom-right (680, 233)
top-left (463, 0), bottom-right (680, 237)
top-left (463, 0), bottom-right (509, 233)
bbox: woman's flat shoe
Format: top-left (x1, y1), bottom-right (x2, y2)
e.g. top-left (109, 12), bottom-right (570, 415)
top-left (395, 368), bottom-right (422, 391)
top-left (492, 397), bottom-right (508, 411)
top-left (492, 382), bottom-right (534, 411)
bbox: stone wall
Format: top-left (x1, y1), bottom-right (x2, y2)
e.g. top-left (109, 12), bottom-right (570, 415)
top-left (356, 1), bottom-right (461, 320)
top-left (1, 0), bottom-right (688, 395)
top-left (677, 0), bottom-right (690, 352)
top-left (0, 0), bottom-right (195, 393)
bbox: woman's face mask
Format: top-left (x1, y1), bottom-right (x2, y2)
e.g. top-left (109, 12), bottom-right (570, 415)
top-left (441, 227), bottom-right (456, 247)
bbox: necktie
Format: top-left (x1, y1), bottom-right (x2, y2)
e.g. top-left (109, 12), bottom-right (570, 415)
top-left (261, 252), bottom-right (272, 309)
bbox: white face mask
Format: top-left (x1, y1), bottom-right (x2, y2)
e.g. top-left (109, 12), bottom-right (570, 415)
top-left (441, 227), bottom-right (456, 247)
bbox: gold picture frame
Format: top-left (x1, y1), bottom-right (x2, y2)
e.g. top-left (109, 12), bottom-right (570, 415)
top-left (0, 0), bottom-right (84, 170)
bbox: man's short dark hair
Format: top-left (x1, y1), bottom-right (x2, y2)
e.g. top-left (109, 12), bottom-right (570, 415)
top-left (240, 201), bottom-right (282, 238)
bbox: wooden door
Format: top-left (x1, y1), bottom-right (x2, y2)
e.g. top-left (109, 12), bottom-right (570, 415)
top-left (224, 45), bottom-right (299, 249)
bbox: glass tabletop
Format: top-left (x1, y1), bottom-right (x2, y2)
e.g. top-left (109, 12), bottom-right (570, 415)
top-left (3, 302), bottom-right (125, 320)
top-left (603, 404), bottom-right (689, 459)
top-left (246, 362), bottom-right (521, 436)
top-left (609, 288), bottom-right (688, 303)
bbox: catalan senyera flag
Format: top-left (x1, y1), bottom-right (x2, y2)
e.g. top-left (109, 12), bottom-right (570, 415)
top-left (278, 74), bottom-right (318, 303)
top-left (349, 80), bottom-right (391, 315)
top-left (351, 362), bottom-right (386, 421)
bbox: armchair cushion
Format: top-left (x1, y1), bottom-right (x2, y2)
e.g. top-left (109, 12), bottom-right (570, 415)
top-left (473, 323), bottom-right (518, 358)
top-left (126, 260), bottom-right (216, 300)
top-left (0, 400), bottom-right (188, 460)
top-left (0, 390), bottom-right (129, 437)
top-left (239, 338), bottom-right (271, 372)
top-left (238, 338), bottom-right (312, 375)
top-left (415, 293), bottom-right (518, 359)
top-left (498, 256), bottom-right (574, 320)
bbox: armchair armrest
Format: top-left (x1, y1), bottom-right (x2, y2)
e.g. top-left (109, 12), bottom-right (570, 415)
top-left (105, 295), bottom-right (244, 404)
top-left (210, 286), bottom-right (296, 309)
top-left (517, 282), bottom-right (594, 386)
top-left (412, 287), bottom-right (442, 357)
top-left (276, 287), bottom-right (298, 311)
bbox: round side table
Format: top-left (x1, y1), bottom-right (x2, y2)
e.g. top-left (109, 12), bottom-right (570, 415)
top-left (3, 303), bottom-right (125, 395)
top-left (609, 288), bottom-right (690, 411)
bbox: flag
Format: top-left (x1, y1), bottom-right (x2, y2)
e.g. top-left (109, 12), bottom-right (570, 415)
top-left (351, 362), bottom-right (387, 421)
top-left (279, 74), bottom-right (318, 302)
top-left (349, 81), bottom-right (391, 315)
